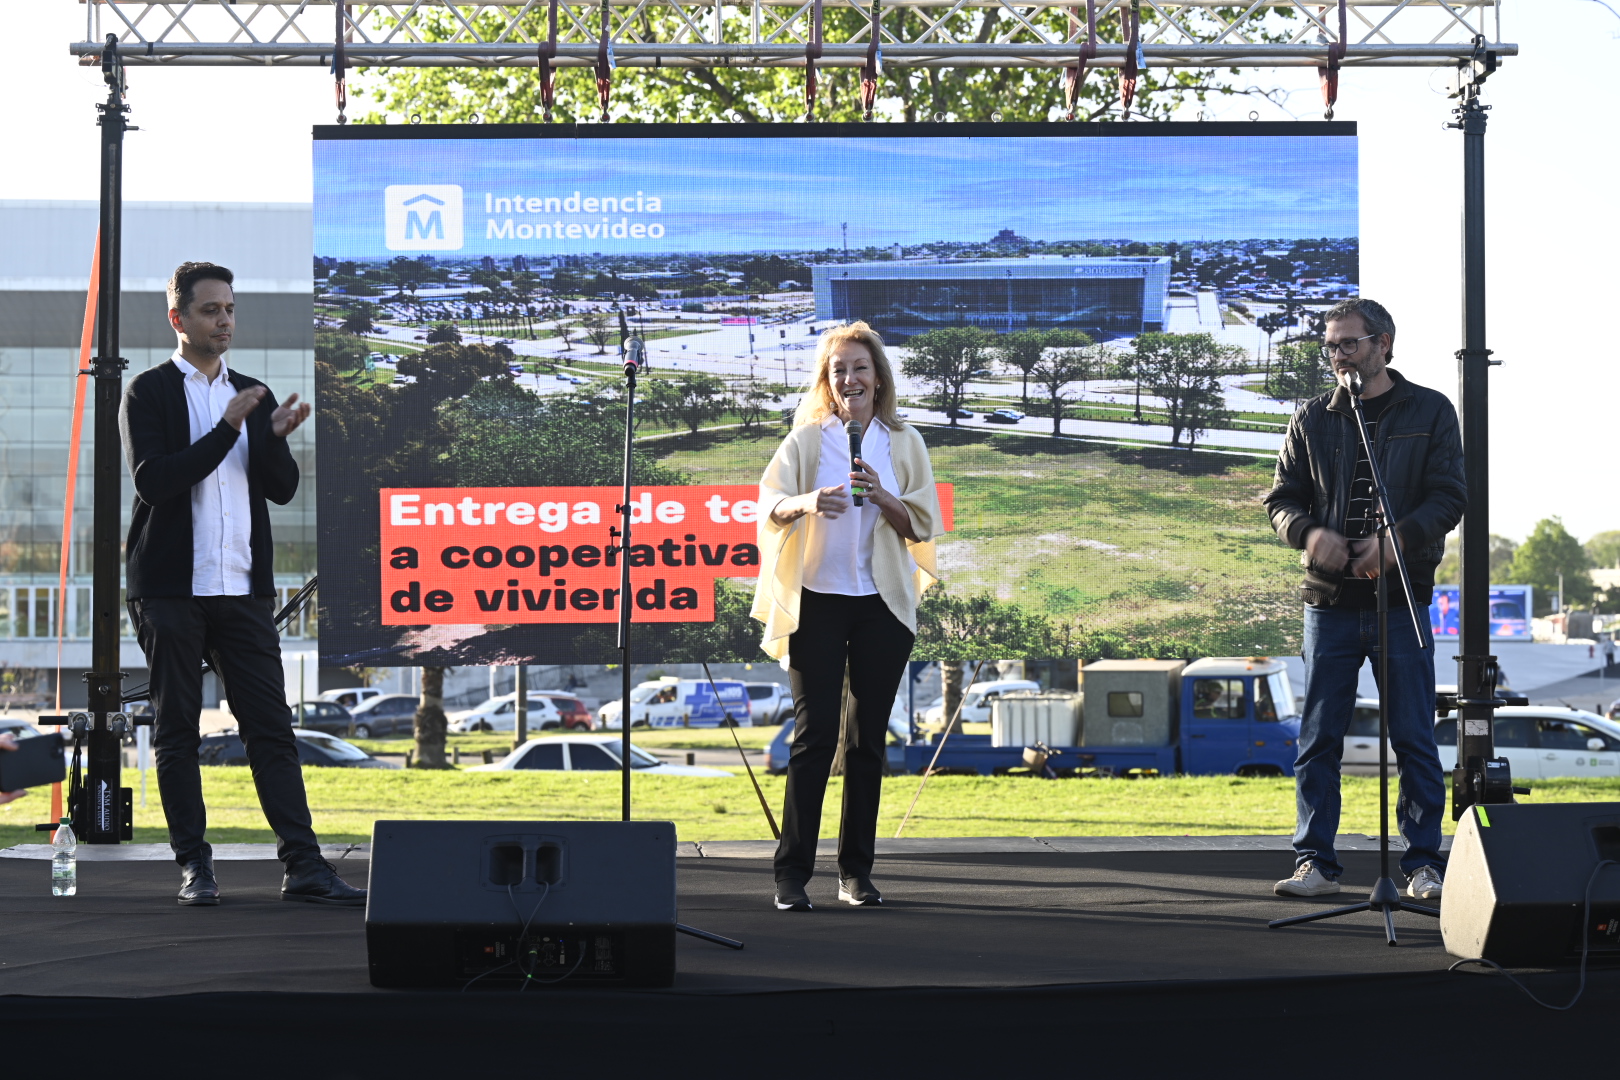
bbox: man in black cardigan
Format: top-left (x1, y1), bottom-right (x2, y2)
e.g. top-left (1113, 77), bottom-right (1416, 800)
top-left (121, 261), bottom-right (364, 907)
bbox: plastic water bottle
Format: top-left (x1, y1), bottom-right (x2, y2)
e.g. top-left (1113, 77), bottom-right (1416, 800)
top-left (51, 817), bottom-right (76, 897)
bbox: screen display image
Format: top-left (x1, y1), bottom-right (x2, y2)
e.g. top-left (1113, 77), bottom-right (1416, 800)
top-left (1429, 584), bottom-right (1532, 642)
top-left (313, 124), bottom-right (1358, 667)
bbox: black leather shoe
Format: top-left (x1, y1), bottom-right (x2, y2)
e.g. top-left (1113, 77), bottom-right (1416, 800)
top-left (774, 879), bottom-right (813, 911)
top-left (838, 875), bottom-right (883, 906)
top-left (281, 859), bottom-right (367, 906)
top-left (178, 860), bottom-right (220, 906)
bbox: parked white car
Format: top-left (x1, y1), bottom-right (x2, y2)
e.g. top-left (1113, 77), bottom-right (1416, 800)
top-left (1437, 706), bottom-right (1620, 780)
top-left (598, 677), bottom-right (752, 729)
top-left (446, 694), bottom-right (565, 733)
top-left (1341, 703), bottom-right (1620, 780)
top-left (919, 679), bottom-right (1042, 726)
top-left (744, 682), bottom-right (793, 726)
top-left (318, 687), bottom-right (383, 711)
top-left (467, 734), bottom-right (733, 776)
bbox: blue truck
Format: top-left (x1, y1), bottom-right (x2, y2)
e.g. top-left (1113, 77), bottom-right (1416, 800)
top-left (902, 657), bottom-right (1304, 777)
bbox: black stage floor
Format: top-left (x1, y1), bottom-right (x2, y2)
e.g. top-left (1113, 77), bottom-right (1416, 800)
top-left (2, 850), bottom-right (1614, 1072)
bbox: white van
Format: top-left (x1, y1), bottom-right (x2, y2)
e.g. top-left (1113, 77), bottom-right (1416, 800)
top-left (598, 677), bottom-right (752, 729)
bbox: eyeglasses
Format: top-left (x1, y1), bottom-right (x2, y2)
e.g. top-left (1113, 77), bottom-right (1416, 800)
top-left (1318, 334), bottom-right (1377, 361)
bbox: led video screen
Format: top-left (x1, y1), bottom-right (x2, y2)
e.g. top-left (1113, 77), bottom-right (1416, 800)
top-left (313, 123), bottom-right (1358, 668)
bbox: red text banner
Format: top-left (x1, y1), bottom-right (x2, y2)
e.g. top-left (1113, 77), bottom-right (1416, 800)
top-left (378, 484), bottom-right (955, 625)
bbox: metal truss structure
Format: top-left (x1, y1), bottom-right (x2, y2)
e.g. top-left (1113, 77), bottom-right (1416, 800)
top-left (71, 1), bottom-right (1514, 71)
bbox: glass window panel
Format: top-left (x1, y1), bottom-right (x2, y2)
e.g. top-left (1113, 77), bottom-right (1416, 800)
top-left (1192, 678), bottom-right (1246, 721)
top-left (515, 743), bottom-right (564, 770)
top-left (1107, 691), bottom-right (1144, 718)
top-left (1348, 707), bottom-right (1382, 738)
top-left (568, 743), bottom-right (619, 771)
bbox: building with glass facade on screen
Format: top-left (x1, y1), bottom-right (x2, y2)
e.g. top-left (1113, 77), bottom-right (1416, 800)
top-left (812, 255), bottom-right (1171, 341)
top-left (0, 201), bottom-right (315, 707)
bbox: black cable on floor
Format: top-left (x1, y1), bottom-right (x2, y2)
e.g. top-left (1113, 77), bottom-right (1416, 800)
top-left (1448, 859), bottom-right (1616, 1011)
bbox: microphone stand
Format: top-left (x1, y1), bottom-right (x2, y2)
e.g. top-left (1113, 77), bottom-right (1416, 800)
top-left (613, 338), bottom-right (644, 822)
top-left (610, 337), bottom-right (744, 953)
top-left (1269, 372), bottom-right (1439, 944)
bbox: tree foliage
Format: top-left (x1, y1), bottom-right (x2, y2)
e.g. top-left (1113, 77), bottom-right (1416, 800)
top-left (1270, 341), bottom-right (1332, 407)
top-left (1030, 347), bottom-right (1095, 436)
top-left (993, 329), bottom-right (1091, 409)
top-left (579, 311), bottom-right (614, 355)
top-left (1586, 530), bottom-right (1620, 571)
top-left (902, 327), bottom-right (994, 426)
top-left (425, 321), bottom-right (462, 344)
top-left (1129, 332), bottom-right (1245, 449)
top-left (442, 380), bottom-right (688, 487)
top-left (1434, 533), bottom-right (1518, 585)
top-left (355, 7), bottom-right (1289, 125)
top-left (1510, 518), bottom-right (1593, 613)
top-left (668, 373), bottom-right (728, 434)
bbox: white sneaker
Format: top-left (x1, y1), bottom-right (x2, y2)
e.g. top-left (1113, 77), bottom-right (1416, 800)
top-left (1407, 865), bottom-right (1443, 901)
top-left (1274, 862), bottom-right (1341, 897)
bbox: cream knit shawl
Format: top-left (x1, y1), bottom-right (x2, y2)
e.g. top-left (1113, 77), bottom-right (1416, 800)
top-left (749, 420), bottom-right (944, 661)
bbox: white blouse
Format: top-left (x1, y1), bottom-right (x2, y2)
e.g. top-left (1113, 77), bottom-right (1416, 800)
top-left (800, 415), bottom-right (901, 597)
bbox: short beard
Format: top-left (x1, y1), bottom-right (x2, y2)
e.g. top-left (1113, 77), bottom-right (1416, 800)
top-left (186, 334), bottom-right (229, 357)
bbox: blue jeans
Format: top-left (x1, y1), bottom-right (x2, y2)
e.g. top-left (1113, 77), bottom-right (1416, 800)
top-left (1294, 603), bottom-right (1446, 880)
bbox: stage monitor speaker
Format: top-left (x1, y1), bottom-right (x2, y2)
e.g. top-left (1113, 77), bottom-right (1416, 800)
top-left (1441, 802), bottom-right (1620, 966)
top-left (366, 820), bottom-right (677, 988)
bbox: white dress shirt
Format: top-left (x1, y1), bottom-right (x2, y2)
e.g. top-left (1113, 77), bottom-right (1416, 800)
top-left (801, 415), bottom-right (903, 597)
top-left (174, 352), bottom-right (254, 596)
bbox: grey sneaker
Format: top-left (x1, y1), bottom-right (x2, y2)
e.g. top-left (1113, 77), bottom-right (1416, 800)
top-left (1407, 865), bottom-right (1443, 900)
top-left (774, 880), bottom-right (813, 911)
top-left (1274, 862), bottom-right (1341, 897)
top-left (837, 875), bottom-right (883, 906)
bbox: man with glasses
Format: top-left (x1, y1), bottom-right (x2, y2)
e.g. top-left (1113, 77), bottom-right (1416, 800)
top-left (1263, 298), bottom-right (1465, 901)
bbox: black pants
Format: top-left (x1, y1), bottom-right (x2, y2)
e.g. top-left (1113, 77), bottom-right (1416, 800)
top-left (129, 596), bottom-right (321, 869)
top-left (775, 589), bottom-right (915, 885)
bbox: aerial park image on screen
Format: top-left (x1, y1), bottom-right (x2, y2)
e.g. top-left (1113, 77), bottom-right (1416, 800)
top-left (312, 126), bottom-right (1358, 668)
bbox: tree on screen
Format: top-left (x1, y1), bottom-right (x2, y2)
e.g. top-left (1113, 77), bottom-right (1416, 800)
top-left (903, 327), bottom-right (993, 426)
top-left (1268, 341), bottom-right (1332, 409)
top-left (1030, 347), bottom-right (1094, 437)
top-left (425, 321), bottom-right (462, 344)
top-left (579, 311), bottom-right (615, 355)
top-left (443, 381), bottom-right (687, 488)
top-left (669, 373), bottom-right (728, 434)
top-left (340, 303), bottom-right (378, 336)
top-left (993, 331), bottom-right (1047, 409)
top-left (1129, 332), bottom-right (1244, 450)
top-left (353, 8), bottom-right (1294, 124)
top-left (733, 379), bottom-right (778, 431)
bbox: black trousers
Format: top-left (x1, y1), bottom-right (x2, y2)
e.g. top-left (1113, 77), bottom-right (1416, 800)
top-left (129, 596), bottom-right (321, 869)
top-left (775, 589), bottom-right (915, 885)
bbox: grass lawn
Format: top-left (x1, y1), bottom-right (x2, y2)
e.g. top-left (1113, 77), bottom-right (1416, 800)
top-left (359, 337), bottom-right (425, 355)
top-left (653, 425), bottom-right (1301, 654)
top-left (7, 772), bottom-right (1615, 851)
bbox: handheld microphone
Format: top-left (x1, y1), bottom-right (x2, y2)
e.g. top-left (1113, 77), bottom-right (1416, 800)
top-left (624, 336), bottom-right (645, 375)
top-left (846, 420), bottom-right (864, 506)
top-left (1339, 368), bottom-right (1363, 400)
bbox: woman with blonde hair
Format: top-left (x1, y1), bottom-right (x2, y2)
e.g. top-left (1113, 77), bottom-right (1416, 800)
top-left (751, 321), bottom-right (944, 911)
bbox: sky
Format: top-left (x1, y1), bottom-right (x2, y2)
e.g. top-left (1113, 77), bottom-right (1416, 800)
top-left (313, 133), bottom-right (1357, 258)
top-left (4, 2), bottom-right (1617, 542)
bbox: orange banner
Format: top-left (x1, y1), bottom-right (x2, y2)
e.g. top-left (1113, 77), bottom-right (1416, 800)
top-left (379, 483), bottom-right (954, 625)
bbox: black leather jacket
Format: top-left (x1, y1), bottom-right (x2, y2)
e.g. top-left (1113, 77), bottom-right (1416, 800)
top-left (1263, 368), bottom-right (1466, 600)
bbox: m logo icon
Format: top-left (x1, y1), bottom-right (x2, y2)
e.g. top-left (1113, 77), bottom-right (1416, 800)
top-left (385, 185), bottom-right (463, 251)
